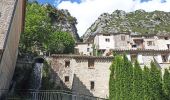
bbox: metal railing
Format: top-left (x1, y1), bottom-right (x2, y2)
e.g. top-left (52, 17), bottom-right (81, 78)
top-left (1, 90), bottom-right (108, 100)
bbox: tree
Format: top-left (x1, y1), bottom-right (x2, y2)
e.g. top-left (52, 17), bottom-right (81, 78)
top-left (47, 31), bottom-right (75, 54)
top-left (123, 55), bottom-right (133, 100)
top-left (142, 66), bottom-right (151, 100)
top-left (19, 2), bottom-right (75, 54)
top-left (163, 69), bottom-right (170, 99)
top-left (149, 61), bottom-right (163, 99)
top-left (133, 60), bottom-right (143, 100)
top-left (20, 2), bottom-right (52, 53)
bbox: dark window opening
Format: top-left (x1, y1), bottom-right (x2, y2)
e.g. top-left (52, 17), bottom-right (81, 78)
top-left (121, 36), bottom-right (125, 41)
top-left (167, 44), bottom-right (170, 49)
top-left (65, 61), bottom-right (70, 67)
top-left (105, 38), bottom-right (110, 42)
top-left (162, 55), bottom-right (168, 62)
top-left (88, 59), bottom-right (94, 68)
top-left (165, 37), bottom-right (169, 40)
top-left (87, 48), bottom-right (90, 52)
top-left (132, 45), bottom-right (137, 48)
top-left (147, 41), bottom-right (154, 46)
top-left (65, 76), bottom-right (69, 82)
top-left (90, 81), bottom-right (95, 90)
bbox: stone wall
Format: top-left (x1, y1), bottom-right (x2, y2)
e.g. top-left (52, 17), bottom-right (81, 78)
top-left (50, 55), bottom-right (113, 98)
top-left (0, 0), bottom-right (25, 96)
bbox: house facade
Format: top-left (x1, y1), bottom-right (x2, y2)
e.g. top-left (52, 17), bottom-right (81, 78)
top-left (49, 55), bottom-right (113, 99)
top-left (51, 33), bottom-right (170, 98)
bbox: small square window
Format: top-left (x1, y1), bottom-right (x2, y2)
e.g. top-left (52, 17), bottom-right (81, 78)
top-left (165, 37), bottom-right (169, 40)
top-left (90, 81), bottom-right (95, 90)
top-left (121, 36), bottom-right (125, 41)
top-left (65, 76), bottom-right (69, 82)
top-left (87, 48), bottom-right (90, 52)
top-left (162, 55), bottom-right (168, 62)
top-left (88, 59), bottom-right (94, 69)
top-left (65, 61), bottom-right (70, 67)
top-left (147, 41), bottom-right (154, 46)
top-left (105, 38), bottom-right (110, 42)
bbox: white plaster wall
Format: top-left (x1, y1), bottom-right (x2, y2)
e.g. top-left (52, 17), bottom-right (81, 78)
top-left (157, 39), bottom-right (170, 50)
top-left (98, 35), bottom-right (115, 50)
top-left (144, 38), bottom-right (157, 49)
top-left (138, 54), bottom-right (143, 64)
top-left (75, 44), bottom-right (92, 55)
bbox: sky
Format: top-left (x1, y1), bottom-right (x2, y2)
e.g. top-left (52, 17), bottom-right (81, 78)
top-left (37, 0), bottom-right (170, 36)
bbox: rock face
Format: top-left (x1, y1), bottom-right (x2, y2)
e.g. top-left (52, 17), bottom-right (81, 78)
top-left (46, 5), bottom-right (80, 41)
top-left (83, 10), bottom-right (170, 42)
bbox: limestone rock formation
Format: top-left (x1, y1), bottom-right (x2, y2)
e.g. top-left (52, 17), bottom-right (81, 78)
top-left (83, 10), bottom-right (170, 42)
top-left (44, 4), bottom-right (80, 41)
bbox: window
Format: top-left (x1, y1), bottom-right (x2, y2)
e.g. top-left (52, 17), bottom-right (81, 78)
top-left (88, 59), bottom-right (94, 68)
top-left (132, 44), bottom-right (137, 48)
top-left (165, 37), bottom-right (169, 40)
top-left (65, 61), bottom-right (70, 67)
top-left (147, 41), bottom-right (155, 46)
top-left (90, 81), bottom-right (95, 90)
top-left (65, 76), bottom-right (69, 82)
top-left (131, 54), bottom-right (137, 63)
top-left (162, 55), bottom-right (168, 62)
top-left (105, 38), bottom-right (110, 42)
top-left (167, 44), bottom-right (170, 49)
top-left (87, 48), bottom-right (90, 52)
top-left (121, 35), bottom-right (125, 41)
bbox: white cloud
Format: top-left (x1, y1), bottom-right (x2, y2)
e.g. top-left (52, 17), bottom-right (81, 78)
top-left (57, 0), bottom-right (170, 36)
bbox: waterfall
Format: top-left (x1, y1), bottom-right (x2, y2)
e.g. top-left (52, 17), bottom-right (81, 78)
top-left (32, 62), bottom-right (43, 90)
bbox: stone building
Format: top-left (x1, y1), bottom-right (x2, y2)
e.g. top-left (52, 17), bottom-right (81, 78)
top-left (0, 0), bottom-right (26, 96)
top-left (74, 42), bottom-right (93, 55)
top-left (68, 33), bottom-right (170, 98)
top-left (49, 55), bottom-right (113, 99)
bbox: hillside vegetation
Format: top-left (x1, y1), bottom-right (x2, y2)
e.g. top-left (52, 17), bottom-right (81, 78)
top-left (83, 10), bottom-right (170, 41)
top-left (20, 2), bottom-right (76, 54)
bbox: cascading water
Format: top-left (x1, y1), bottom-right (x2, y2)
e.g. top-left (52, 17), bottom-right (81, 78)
top-left (31, 58), bottom-right (44, 100)
top-left (32, 63), bottom-right (43, 90)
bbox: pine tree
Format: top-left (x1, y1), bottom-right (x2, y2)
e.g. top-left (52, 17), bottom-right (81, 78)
top-left (109, 63), bottom-right (116, 100)
top-left (163, 69), bottom-right (170, 99)
top-left (123, 55), bottom-right (133, 100)
top-left (149, 61), bottom-right (163, 99)
top-left (133, 60), bottom-right (143, 100)
top-left (142, 66), bottom-right (151, 100)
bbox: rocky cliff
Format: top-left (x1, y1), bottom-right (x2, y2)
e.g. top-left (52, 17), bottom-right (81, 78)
top-left (45, 4), bottom-right (80, 41)
top-left (83, 10), bottom-right (170, 42)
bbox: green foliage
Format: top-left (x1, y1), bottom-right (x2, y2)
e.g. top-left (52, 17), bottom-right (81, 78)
top-left (150, 61), bottom-right (163, 99)
top-left (109, 55), bottom-right (169, 100)
top-left (47, 31), bottom-right (75, 54)
top-left (20, 2), bottom-right (75, 54)
top-left (163, 69), bottom-right (170, 99)
top-left (20, 2), bottom-right (52, 52)
top-left (41, 61), bottom-right (56, 90)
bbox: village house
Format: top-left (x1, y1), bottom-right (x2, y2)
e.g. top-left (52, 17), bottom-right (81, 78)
top-left (49, 32), bottom-right (170, 98)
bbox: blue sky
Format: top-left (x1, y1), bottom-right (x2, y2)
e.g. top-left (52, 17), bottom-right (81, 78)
top-left (37, 0), bottom-right (82, 6)
top-left (36, 0), bottom-right (170, 36)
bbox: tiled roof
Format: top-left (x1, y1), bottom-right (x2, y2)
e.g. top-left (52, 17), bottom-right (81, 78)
top-left (112, 49), bottom-right (170, 53)
top-left (51, 54), bottom-right (114, 59)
